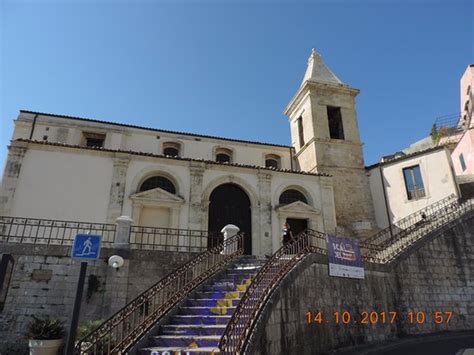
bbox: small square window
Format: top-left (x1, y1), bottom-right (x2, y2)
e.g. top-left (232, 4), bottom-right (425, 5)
top-left (83, 133), bottom-right (106, 148)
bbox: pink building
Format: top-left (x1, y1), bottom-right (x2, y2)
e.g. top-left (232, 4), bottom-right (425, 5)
top-left (452, 129), bottom-right (474, 175)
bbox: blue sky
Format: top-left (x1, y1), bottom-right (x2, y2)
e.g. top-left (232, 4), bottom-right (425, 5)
top-left (0, 0), bottom-right (472, 172)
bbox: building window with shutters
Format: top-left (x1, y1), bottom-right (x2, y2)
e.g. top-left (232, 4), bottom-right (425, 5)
top-left (403, 165), bottom-right (425, 200)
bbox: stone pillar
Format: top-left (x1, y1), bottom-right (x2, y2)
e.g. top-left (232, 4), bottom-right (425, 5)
top-left (188, 162), bottom-right (206, 230)
top-left (320, 177), bottom-right (337, 234)
top-left (114, 216), bottom-right (133, 250)
top-left (258, 172), bottom-right (273, 256)
top-left (0, 142), bottom-right (28, 215)
top-left (106, 155), bottom-right (130, 223)
top-left (221, 224), bottom-right (240, 254)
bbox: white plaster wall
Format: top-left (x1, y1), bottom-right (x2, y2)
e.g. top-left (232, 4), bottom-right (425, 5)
top-left (11, 149), bottom-right (113, 222)
top-left (368, 166), bottom-right (391, 229)
top-left (369, 149), bottom-right (459, 226)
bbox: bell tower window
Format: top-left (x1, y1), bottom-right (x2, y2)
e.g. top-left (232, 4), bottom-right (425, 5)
top-left (327, 106), bottom-right (344, 140)
top-left (297, 117), bottom-right (305, 147)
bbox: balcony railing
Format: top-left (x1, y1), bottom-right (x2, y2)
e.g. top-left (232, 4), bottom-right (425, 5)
top-left (0, 216), bottom-right (223, 253)
top-left (129, 225), bottom-right (222, 252)
top-left (406, 185), bottom-right (426, 200)
top-left (0, 216), bottom-right (116, 246)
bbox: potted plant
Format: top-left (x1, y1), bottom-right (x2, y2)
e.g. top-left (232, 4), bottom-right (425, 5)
top-left (28, 316), bottom-right (65, 355)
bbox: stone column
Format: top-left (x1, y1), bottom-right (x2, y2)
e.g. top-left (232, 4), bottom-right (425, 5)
top-left (0, 141), bottom-right (28, 215)
top-left (106, 154), bottom-right (130, 223)
top-left (188, 162), bottom-right (206, 230)
top-left (320, 177), bottom-right (337, 234)
top-left (258, 171), bottom-right (273, 256)
top-left (114, 216), bottom-right (133, 250)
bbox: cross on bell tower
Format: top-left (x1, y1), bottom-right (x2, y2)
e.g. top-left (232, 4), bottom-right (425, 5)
top-left (284, 49), bottom-right (375, 235)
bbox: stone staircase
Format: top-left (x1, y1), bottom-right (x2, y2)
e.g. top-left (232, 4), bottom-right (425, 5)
top-left (139, 255), bottom-right (266, 354)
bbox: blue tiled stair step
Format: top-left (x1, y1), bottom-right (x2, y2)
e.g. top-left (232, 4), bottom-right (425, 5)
top-left (152, 335), bottom-right (221, 348)
top-left (177, 306), bottom-right (237, 316)
top-left (160, 324), bottom-right (227, 336)
top-left (140, 346), bottom-right (220, 354)
top-left (187, 298), bottom-right (241, 307)
top-left (170, 315), bottom-right (231, 325)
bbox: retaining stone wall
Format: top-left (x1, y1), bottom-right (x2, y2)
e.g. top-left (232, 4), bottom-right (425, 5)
top-left (0, 245), bottom-right (195, 353)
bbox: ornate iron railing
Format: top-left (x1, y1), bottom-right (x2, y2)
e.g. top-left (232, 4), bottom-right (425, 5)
top-left (219, 195), bottom-right (474, 354)
top-left (219, 229), bottom-right (326, 354)
top-left (361, 196), bottom-right (474, 263)
top-left (0, 216), bottom-right (116, 246)
top-left (360, 194), bottom-right (458, 248)
top-left (129, 225), bottom-right (222, 252)
top-left (74, 232), bottom-right (245, 354)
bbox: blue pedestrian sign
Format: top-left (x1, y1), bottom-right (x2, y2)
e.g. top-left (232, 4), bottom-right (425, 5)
top-left (72, 234), bottom-right (102, 260)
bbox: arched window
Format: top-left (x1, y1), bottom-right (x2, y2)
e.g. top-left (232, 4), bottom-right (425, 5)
top-left (279, 189), bottom-right (308, 205)
top-left (215, 147), bottom-right (233, 163)
top-left (139, 176), bottom-right (176, 194)
top-left (265, 154), bottom-right (280, 169)
top-left (216, 153), bottom-right (231, 163)
top-left (162, 142), bottom-right (181, 157)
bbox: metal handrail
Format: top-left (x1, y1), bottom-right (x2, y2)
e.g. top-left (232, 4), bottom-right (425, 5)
top-left (219, 229), bottom-right (326, 354)
top-left (219, 196), bottom-right (474, 354)
top-left (0, 216), bottom-right (116, 246)
top-left (74, 232), bottom-right (245, 354)
top-left (360, 194), bottom-right (457, 247)
top-left (362, 197), bottom-right (474, 263)
top-left (129, 225), bottom-right (223, 252)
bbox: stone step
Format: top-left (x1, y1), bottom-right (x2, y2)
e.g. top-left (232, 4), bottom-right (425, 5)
top-left (160, 324), bottom-right (227, 336)
top-left (187, 298), bottom-right (240, 307)
top-left (195, 290), bottom-right (244, 299)
top-left (170, 315), bottom-right (231, 325)
top-left (140, 346), bottom-right (220, 354)
top-left (177, 306), bottom-right (236, 316)
top-left (152, 335), bottom-right (220, 348)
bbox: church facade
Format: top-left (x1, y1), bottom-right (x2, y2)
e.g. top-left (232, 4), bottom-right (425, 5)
top-left (4, 50), bottom-right (459, 255)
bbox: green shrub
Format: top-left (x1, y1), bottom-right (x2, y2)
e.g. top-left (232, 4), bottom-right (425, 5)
top-left (77, 319), bottom-right (104, 340)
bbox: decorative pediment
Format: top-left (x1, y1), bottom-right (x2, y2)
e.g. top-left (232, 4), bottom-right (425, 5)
top-left (276, 201), bottom-right (320, 215)
top-left (130, 187), bottom-right (185, 207)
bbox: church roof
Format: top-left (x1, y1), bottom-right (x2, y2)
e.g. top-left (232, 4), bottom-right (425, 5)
top-left (15, 139), bottom-right (331, 177)
top-left (301, 49), bottom-right (344, 86)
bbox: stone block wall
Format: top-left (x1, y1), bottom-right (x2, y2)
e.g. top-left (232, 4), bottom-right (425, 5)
top-left (0, 244), bottom-right (195, 353)
top-left (249, 213), bottom-right (474, 354)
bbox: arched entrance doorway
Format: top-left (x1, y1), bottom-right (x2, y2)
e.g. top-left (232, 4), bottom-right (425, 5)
top-left (208, 183), bottom-right (252, 254)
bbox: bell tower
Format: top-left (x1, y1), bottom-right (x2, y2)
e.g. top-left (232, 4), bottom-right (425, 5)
top-left (284, 49), bottom-right (375, 235)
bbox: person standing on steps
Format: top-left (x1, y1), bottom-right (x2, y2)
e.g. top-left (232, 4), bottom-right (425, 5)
top-left (282, 222), bottom-right (294, 246)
